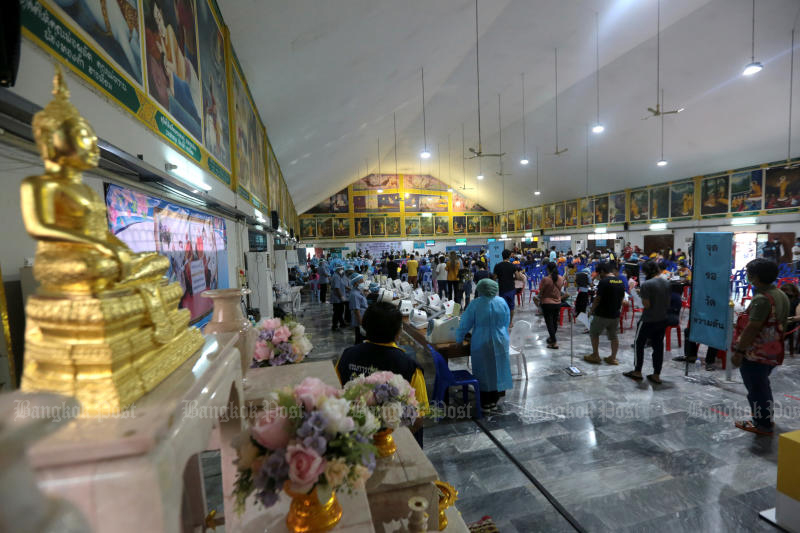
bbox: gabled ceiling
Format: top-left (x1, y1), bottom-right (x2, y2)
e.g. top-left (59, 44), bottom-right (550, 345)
top-left (219, 0), bottom-right (800, 214)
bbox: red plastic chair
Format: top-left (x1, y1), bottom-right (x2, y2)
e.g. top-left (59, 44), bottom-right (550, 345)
top-left (559, 306), bottom-right (574, 326)
top-left (665, 325), bottom-right (682, 352)
top-left (628, 306), bottom-right (644, 329)
top-left (529, 288), bottom-right (539, 303)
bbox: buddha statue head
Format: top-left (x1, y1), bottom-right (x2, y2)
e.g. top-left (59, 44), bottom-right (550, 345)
top-left (32, 67), bottom-right (100, 175)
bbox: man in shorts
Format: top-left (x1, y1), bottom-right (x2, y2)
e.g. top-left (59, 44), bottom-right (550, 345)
top-left (584, 262), bottom-right (625, 365)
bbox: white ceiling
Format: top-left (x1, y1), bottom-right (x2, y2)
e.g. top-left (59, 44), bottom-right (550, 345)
top-left (219, 0), bottom-right (800, 214)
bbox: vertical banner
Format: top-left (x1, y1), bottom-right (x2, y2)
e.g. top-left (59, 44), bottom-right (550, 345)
top-left (688, 232), bottom-right (733, 350)
top-left (487, 241), bottom-right (505, 272)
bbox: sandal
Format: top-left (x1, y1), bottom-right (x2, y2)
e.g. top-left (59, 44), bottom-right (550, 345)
top-left (547, 344), bottom-right (559, 349)
top-left (735, 420), bottom-right (774, 436)
top-left (623, 371), bottom-right (643, 381)
top-left (603, 356), bottom-right (619, 365)
top-left (646, 374), bottom-right (662, 385)
top-left (583, 354), bottom-right (602, 364)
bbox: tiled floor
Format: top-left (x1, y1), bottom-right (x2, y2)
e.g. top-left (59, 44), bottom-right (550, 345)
top-left (208, 294), bottom-right (800, 532)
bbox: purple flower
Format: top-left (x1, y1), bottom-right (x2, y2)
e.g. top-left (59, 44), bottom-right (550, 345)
top-left (302, 435), bottom-right (327, 455)
top-left (254, 450), bottom-right (289, 491)
top-left (259, 330), bottom-right (274, 342)
top-left (374, 383), bottom-right (399, 404)
top-left (401, 404), bottom-right (418, 427)
top-left (256, 488), bottom-right (279, 508)
top-left (297, 412), bottom-right (327, 439)
top-left (270, 350), bottom-right (290, 366)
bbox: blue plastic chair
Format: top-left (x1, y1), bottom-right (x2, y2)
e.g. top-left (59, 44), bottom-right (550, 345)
top-left (421, 271), bottom-right (433, 291)
top-left (429, 345), bottom-right (482, 420)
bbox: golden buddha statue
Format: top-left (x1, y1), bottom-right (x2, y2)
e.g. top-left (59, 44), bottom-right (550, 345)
top-left (20, 67), bottom-right (204, 415)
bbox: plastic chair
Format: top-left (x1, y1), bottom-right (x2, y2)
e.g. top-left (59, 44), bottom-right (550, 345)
top-left (665, 325), bottom-right (682, 352)
top-left (508, 320), bottom-right (530, 381)
top-left (559, 306), bottom-right (574, 326)
top-left (430, 345), bottom-right (482, 419)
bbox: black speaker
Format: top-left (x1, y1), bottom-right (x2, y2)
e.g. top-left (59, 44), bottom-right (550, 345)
top-left (289, 228), bottom-right (295, 239)
top-left (271, 210), bottom-right (279, 229)
top-left (0, 0), bottom-right (21, 87)
top-left (623, 222), bottom-right (629, 231)
top-left (539, 229), bottom-right (544, 236)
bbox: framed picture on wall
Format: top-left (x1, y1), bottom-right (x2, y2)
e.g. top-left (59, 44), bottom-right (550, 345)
top-left (507, 212), bottom-right (515, 232)
top-left (453, 216), bottom-right (466, 234)
top-left (594, 195), bottom-right (609, 224)
top-left (670, 182), bottom-right (695, 218)
top-left (764, 167), bottom-right (799, 210)
top-left (420, 216), bottom-right (434, 235)
top-left (404, 217), bottom-right (420, 236)
top-left (649, 186), bottom-right (669, 220)
top-left (609, 193), bottom-right (626, 223)
top-left (542, 205), bottom-right (553, 229)
top-left (629, 190), bottom-right (649, 221)
top-left (580, 198), bottom-right (594, 226)
top-left (318, 217), bottom-right (333, 239)
top-left (565, 201), bottom-right (578, 226)
top-left (333, 218), bottom-right (350, 238)
top-left (386, 217), bottom-right (402, 236)
top-left (467, 216), bottom-right (480, 233)
top-left (355, 218), bottom-right (370, 237)
top-left (500, 213), bottom-right (509, 233)
top-left (370, 217), bottom-right (385, 236)
top-left (525, 208), bottom-right (533, 230)
top-left (300, 219), bottom-right (316, 238)
top-left (435, 216), bottom-right (450, 235)
top-left (730, 170), bottom-right (763, 212)
top-left (515, 210), bottom-right (524, 231)
top-left (700, 175), bottom-right (729, 215)
top-left (553, 203), bottom-right (564, 227)
top-left (533, 207), bottom-right (542, 229)
top-left (481, 215), bottom-right (494, 234)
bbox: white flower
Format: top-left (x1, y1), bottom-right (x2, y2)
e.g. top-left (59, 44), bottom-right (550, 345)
top-left (360, 408), bottom-right (380, 435)
top-left (295, 336), bottom-right (313, 355)
top-left (290, 324), bottom-right (306, 338)
top-left (319, 397), bottom-right (355, 435)
top-left (389, 374), bottom-right (414, 400)
top-left (380, 402), bottom-right (403, 429)
top-left (324, 458), bottom-right (349, 488)
top-left (351, 464), bottom-right (372, 490)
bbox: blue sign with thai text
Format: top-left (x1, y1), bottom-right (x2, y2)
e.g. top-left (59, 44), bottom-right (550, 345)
top-left (688, 232), bottom-right (733, 350)
top-left (487, 241), bottom-right (505, 272)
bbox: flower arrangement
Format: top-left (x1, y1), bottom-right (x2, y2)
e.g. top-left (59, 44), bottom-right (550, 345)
top-left (252, 317), bottom-right (313, 367)
top-left (342, 371), bottom-right (420, 430)
top-left (233, 377), bottom-right (379, 512)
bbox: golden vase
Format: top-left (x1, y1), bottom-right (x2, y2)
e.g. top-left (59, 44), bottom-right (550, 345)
top-left (283, 482), bottom-right (342, 533)
top-left (373, 428), bottom-right (397, 457)
top-left (434, 480), bottom-right (458, 530)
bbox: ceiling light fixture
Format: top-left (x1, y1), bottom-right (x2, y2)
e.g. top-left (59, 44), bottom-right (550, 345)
top-left (742, 0), bottom-right (763, 76)
top-left (520, 73), bottom-right (529, 164)
top-left (377, 189), bottom-right (383, 194)
top-left (419, 66), bottom-right (431, 158)
top-left (592, 12), bottom-right (604, 134)
top-left (553, 48), bottom-right (567, 155)
top-left (534, 146), bottom-right (541, 195)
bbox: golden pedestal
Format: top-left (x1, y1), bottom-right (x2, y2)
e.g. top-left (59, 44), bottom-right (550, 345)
top-left (22, 281), bottom-right (204, 415)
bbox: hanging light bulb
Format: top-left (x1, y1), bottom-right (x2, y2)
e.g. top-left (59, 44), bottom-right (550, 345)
top-left (419, 67), bottom-right (431, 159)
top-left (520, 74), bottom-right (529, 165)
top-left (592, 124), bottom-right (605, 134)
top-left (377, 188), bottom-right (384, 193)
top-left (534, 190), bottom-right (541, 195)
top-left (477, 174), bottom-right (484, 180)
top-left (420, 150), bottom-right (431, 159)
top-left (656, 160), bottom-right (668, 167)
top-left (520, 158), bottom-right (529, 165)
top-left (742, 0), bottom-right (763, 76)
top-left (592, 13), bottom-right (604, 135)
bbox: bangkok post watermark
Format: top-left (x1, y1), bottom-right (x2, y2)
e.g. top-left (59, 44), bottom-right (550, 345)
top-left (13, 400), bottom-right (137, 422)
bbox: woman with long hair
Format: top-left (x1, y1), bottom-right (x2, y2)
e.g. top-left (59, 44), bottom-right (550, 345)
top-left (538, 262), bottom-right (565, 349)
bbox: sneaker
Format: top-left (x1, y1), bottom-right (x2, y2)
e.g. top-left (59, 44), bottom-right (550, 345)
top-left (672, 356), bottom-right (697, 363)
top-left (603, 356), bottom-right (619, 365)
top-left (705, 364), bottom-right (715, 371)
top-left (583, 354), bottom-right (602, 364)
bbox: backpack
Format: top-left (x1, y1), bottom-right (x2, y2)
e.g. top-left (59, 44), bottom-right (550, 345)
top-left (733, 292), bottom-right (785, 366)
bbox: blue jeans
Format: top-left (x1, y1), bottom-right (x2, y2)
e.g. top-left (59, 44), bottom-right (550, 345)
top-left (739, 359), bottom-right (775, 429)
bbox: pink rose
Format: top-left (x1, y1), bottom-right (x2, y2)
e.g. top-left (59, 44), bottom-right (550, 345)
top-left (251, 408), bottom-right (291, 450)
top-left (294, 377), bottom-right (339, 411)
top-left (262, 318), bottom-right (282, 331)
top-left (365, 371), bottom-right (396, 385)
top-left (253, 341), bottom-right (273, 362)
top-left (272, 326), bottom-right (292, 344)
top-left (287, 444), bottom-right (327, 492)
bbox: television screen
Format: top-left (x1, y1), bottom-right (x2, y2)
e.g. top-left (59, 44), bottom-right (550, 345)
top-left (105, 183), bottom-right (229, 322)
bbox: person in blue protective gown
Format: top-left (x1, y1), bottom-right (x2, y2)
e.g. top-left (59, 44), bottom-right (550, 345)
top-left (455, 278), bottom-right (513, 409)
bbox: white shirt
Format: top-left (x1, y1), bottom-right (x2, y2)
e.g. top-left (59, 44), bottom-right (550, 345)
top-left (792, 244), bottom-right (800, 261)
top-left (435, 263), bottom-right (448, 281)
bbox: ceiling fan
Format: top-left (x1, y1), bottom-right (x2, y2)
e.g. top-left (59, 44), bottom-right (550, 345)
top-left (643, 0), bottom-right (684, 120)
top-left (466, 0), bottom-right (505, 159)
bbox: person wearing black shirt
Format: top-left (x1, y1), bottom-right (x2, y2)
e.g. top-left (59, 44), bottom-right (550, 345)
top-left (386, 255), bottom-right (399, 280)
top-left (336, 302), bottom-right (428, 446)
top-left (584, 262), bottom-right (626, 365)
top-left (493, 249), bottom-right (518, 326)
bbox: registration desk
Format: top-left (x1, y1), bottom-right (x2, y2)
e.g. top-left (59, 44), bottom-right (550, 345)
top-left (401, 318), bottom-right (471, 360)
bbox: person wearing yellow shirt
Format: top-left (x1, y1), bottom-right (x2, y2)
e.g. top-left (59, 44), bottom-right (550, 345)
top-left (407, 254), bottom-right (419, 288)
top-left (336, 302), bottom-right (429, 446)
